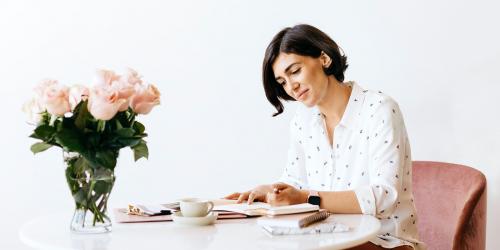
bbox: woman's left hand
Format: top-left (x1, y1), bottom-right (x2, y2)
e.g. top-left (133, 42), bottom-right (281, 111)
top-left (266, 182), bottom-right (309, 207)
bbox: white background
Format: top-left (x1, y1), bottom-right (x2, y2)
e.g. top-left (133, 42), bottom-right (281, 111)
top-left (1, 0), bottom-right (498, 249)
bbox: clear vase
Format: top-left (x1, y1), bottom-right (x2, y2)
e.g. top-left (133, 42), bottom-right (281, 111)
top-left (64, 151), bottom-right (116, 234)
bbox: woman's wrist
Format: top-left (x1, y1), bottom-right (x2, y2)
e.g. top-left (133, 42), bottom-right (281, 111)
top-left (300, 190), bottom-right (310, 204)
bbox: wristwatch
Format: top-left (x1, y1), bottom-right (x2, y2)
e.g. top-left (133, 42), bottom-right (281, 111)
top-left (307, 190), bottom-right (321, 205)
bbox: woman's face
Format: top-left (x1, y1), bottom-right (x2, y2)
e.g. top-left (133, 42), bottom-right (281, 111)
top-left (272, 52), bottom-right (331, 107)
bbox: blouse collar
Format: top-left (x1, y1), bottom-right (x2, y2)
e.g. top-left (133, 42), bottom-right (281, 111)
top-left (310, 81), bottom-right (366, 131)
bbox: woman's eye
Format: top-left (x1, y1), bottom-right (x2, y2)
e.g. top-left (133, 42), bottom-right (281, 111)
top-left (278, 80), bottom-right (286, 86)
top-left (291, 68), bottom-right (301, 75)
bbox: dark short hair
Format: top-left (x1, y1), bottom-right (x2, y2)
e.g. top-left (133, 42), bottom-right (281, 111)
top-left (262, 24), bottom-right (348, 116)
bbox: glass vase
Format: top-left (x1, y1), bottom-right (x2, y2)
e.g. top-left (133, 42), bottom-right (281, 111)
top-left (64, 152), bottom-right (116, 233)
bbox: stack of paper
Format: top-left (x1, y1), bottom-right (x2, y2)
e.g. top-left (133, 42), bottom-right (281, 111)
top-left (254, 209), bottom-right (351, 236)
top-left (260, 221), bottom-right (350, 236)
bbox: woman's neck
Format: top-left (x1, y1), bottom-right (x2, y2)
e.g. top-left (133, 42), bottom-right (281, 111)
top-left (317, 76), bottom-right (352, 123)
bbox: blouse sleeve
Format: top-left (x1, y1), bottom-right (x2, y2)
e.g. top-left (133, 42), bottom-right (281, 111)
top-left (354, 98), bottom-right (407, 217)
top-left (278, 114), bottom-right (309, 190)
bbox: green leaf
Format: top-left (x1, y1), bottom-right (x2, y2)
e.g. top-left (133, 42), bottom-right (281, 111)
top-left (115, 111), bottom-right (131, 128)
top-left (34, 125), bottom-right (56, 140)
top-left (116, 138), bottom-right (141, 148)
top-left (72, 157), bottom-right (88, 176)
top-left (81, 152), bottom-right (100, 169)
top-left (115, 119), bottom-right (123, 130)
top-left (30, 142), bottom-right (53, 154)
top-left (95, 150), bottom-right (117, 170)
top-left (115, 128), bottom-right (135, 137)
top-left (74, 100), bottom-right (90, 130)
top-left (132, 140), bottom-right (149, 161)
top-left (133, 121), bottom-right (145, 134)
top-left (29, 132), bottom-right (42, 140)
top-left (87, 133), bottom-right (101, 148)
top-left (55, 129), bottom-right (85, 153)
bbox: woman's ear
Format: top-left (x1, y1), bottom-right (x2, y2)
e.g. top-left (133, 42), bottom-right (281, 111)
top-left (320, 51), bottom-right (332, 68)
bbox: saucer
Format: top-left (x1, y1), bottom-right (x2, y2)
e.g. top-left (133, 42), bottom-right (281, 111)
top-left (171, 211), bottom-right (218, 226)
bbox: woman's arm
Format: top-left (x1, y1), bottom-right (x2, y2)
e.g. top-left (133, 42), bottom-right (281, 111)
top-left (268, 182), bottom-right (362, 213)
top-left (317, 190), bottom-right (362, 213)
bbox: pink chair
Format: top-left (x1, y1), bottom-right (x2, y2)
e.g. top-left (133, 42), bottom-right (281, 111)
top-left (412, 161), bottom-right (487, 250)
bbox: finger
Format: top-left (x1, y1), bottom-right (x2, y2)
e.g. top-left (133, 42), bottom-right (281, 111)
top-left (224, 192), bottom-right (238, 199)
top-left (224, 192), bottom-right (240, 200)
top-left (271, 182), bottom-right (290, 193)
top-left (237, 192), bottom-right (249, 204)
top-left (267, 191), bottom-right (290, 207)
top-left (266, 192), bottom-right (277, 204)
top-left (248, 191), bottom-right (263, 204)
top-left (247, 192), bottom-right (256, 204)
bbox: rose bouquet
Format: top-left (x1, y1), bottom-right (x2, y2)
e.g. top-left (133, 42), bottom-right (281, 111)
top-left (23, 68), bottom-right (160, 233)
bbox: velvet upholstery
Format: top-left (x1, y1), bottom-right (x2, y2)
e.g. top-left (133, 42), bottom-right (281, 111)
top-left (412, 161), bottom-right (487, 250)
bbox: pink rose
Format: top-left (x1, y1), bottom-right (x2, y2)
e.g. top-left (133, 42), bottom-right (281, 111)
top-left (110, 81), bottom-right (136, 111)
top-left (68, 84), bottom-right (90, 110)
top-left (130, 84), bottom-right (161, 115)
top-left (42, 84), bottom-right (71, 116)
top-left (34, 79), bottom-right (58, 98)
top-left (87, 86), bottom-right (127, 120)
top-left (94, 69), bottom-right (120, 86)
top-left (22, 97), bottom-right (45, 124)
top-left (24, 79), bottom-right (58, 122)
top-left (119, 68), bottom-right (143, 85)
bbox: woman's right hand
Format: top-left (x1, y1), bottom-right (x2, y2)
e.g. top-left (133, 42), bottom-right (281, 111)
top-left (224, 184), bottom-right (273, 204)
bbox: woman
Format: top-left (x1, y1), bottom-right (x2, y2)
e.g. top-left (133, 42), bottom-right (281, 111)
top-left (225, 24), bottom-right (425, 250)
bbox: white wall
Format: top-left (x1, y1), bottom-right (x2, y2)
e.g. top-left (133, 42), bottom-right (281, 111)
top-left (1, 0), bottom-right (498, 249)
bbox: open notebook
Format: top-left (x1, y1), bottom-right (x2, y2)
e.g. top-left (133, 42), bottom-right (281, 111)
top-left (213, 202), bottom-right (319, 216)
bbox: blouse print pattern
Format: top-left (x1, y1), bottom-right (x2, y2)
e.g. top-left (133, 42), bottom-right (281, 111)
top-left (279, 82), bottom-right (426, 250)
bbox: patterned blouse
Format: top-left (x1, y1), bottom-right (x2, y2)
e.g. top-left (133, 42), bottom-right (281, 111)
top-left (279, 81), bottom-right (426, 249)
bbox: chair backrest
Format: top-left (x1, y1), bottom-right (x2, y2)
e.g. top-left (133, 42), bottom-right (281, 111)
top-left (412, 161), bottom-right (487, 250)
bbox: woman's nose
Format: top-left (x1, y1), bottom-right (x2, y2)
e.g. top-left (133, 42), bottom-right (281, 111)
top-left (291, 81), bottom-right (300, 91)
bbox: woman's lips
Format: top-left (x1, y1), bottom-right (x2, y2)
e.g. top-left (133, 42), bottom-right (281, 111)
top-left (297, 89), bottom-right (309, 100)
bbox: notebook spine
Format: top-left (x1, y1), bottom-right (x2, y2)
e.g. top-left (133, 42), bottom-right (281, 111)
top-left (299, 210), bottom-right (330, 228)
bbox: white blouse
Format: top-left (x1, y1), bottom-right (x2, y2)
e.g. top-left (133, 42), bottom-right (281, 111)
top-left (279, 82), bottom-right (425, 249)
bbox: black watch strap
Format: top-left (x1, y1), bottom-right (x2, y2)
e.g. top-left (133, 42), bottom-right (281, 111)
top-left (307, 190), bottom-right (320, 205)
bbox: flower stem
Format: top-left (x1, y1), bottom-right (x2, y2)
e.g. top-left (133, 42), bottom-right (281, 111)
top-left (97, 120), bottom-right (106, 132)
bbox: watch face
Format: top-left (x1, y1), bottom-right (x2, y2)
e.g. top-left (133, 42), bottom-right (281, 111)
top-left (308, 196), bottom-right (321, 205)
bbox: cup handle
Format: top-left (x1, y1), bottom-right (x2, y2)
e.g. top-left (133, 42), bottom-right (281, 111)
top-left (207, 201), bottom-right (214, 213)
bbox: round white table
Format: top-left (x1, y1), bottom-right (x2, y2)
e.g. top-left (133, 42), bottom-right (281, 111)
top-left (20, 213), bottom-right (381, 250)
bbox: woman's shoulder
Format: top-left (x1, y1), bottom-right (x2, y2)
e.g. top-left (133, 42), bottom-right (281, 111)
top-left (353, 83), bottom-right (405, 127)
top-left (356, 83), bottom-right (402, 117)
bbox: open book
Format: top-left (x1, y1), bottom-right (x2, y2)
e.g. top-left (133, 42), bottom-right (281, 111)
top-left (213, 202), bottom-right (319, 216)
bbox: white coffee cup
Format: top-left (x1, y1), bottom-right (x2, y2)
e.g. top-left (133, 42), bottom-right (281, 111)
top-left (179, 198), bottom-right (214, 217)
